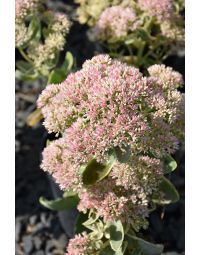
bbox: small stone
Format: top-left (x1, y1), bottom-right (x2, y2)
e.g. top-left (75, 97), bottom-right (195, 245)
top-left (56, 234), bottom-right (68, 249)
top-left (33, 251), bottom-right (45, 255)
top-left (22, 235), bottom-right (33, 254)
top-left (32, 223), bottom-right (45, 235)
top-left (29, 215), bottom-right (38, 225)
top-left (33, 236), bottom-right (43, 250)
top-left (40, 212), bottom-right (49, 226)
top-left (45, 240), bottom-right (55, 253)
top-left (15, 220), bottom-right (22, 242)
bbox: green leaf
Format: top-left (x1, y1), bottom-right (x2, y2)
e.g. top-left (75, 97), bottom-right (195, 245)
top-left (137, 28), bottom-right (151, 41)
top-left (48, 69), bottom-right (66, 84)
top-left (74, 212), bottom-right (88, 234)
top-left (128, 235), bottom-right (163, 255)
top-left (62, 52), bottom-right (74, 73)
top-left (83, 212), bottom-right (99, 226)
top-left (100, 246), bottom-right (116, 255)
top-left (15, 69), bottom-right (38, 81)
top-left (114, 145), bottom-right (131, 163)
top-left (27, 16), bottom-right (41, 41)
top-left (163, 155), bottom-right (177, 174)
top-left (39, 193), bottom-right (79, 211)
top-left (81, 155), bottom-right (116, 186)
top-left (108, 220), bottom-right (124, 252)
top-left (16, 61), bottom-right (33, 72)
top-left (152, 176), bottom-right (180, 205)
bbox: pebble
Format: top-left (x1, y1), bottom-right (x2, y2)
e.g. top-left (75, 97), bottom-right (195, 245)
top-left (29, 215), bottom-right (38, 225)
top-left (15, 220), bottom-right (22, 242)
top-left (45, 240), bottom-right (55, 253)
top-left (22, 235), bottom-right (34, 254)
top-left (33, 236), bottom-right (43, 250)
top-left (33, 251), bottom-right (45, 255)
top-left (32, 223), bottom-right (45, 235)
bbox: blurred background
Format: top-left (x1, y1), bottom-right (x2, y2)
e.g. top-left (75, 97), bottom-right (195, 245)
top-left (15, 1), bottom-right (185, 254)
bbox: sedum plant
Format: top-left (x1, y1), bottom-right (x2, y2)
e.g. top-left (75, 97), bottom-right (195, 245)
top-left (38, 55), bottom-right (184, 255)
top-left (75, 0), bottom-right (184, 68)
top-left (15, 0), bottom-right (74, 126)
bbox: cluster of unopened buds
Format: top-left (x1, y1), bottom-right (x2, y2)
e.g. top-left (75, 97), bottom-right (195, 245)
top-left (38, 54), bottom-right (184, 255)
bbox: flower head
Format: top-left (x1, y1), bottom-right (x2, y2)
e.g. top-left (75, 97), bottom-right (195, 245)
top-left (38, 55), bottom-right (184, 227)
top-left (15, 0), bottom-right (40, 20)
top-left (66, 232), bottom-right (100, 255)
top-left (95, 6), bottom-right (140, 42)
top-left (138, 0), bottom-right (173, 21)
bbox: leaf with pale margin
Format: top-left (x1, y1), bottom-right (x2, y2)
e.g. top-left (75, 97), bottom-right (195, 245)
top-left (81, 155), bottom-right (116, 185)
top-left (62, 52), bottom-right (74, 73)
top-left (163, 154), bottom-right (177, 174)
top-left (39, 192), bottom-right (79, 211)
top-left (108, 220), bottom-right (124, 252)
top-left (152, 176), bottom-right (179, 205)
top-left (83, 212), bottom-right (99, 226)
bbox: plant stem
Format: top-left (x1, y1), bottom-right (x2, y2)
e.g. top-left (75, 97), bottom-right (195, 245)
top-left (18, 47), bottom-right (33, 64)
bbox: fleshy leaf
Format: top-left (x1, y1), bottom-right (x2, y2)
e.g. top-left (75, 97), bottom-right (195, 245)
top-left (152, 176), bottom-right (180, 205)
top-left (62, 52), bottom-right (74, 73)
top-left (39, 192), bottom-right (79, 211)
top-left (48, 69), bottom-right (66, 84)
top-left (108, 220), bottom-right (124, 252)
top-left (15, 69), bottom-right (38, 81)
top-left (26, 108), bottom-right (43, 127)
top-left (16, 61), bottom-right (33, 72)
top-left (163, 155), bottom-right (177, 174)
top-left (74, 212), bottom-right (88, 234)
top-left (81, 155), bottom-right (116, 185)
top-left (128, 235), bottom-right (163, 255)
top-left (27, 16), bottom-right (41, 43)
top-left (83, 212), bottom-right (99, 226)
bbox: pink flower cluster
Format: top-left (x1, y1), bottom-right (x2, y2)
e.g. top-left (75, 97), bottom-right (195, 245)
top-left (66, 232), bottom-right (98, 255)
top-left (38, 54), bottom-right (151, 163)
top-left (95, 6), bottom-right (140, 41)
top-left (78, 178), bottom-right (149, 226)
top-left (138, 0), bottom-right (173, 21)
top-left (38, 55), bottom-right (184, 226)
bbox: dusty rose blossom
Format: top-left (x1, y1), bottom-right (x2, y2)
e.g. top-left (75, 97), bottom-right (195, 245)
top-left (78, 178), bottom-right (149, 225)
top-left (65, 232), bottom-right (99, 255)
top-left (111, 156), bottom-right (163, 192)
top-left (41, 138), bottom-right (82, 191)
top-left (94, 6), bottom-right (140, 41)
top-left (38, 54), bottom-right (151, 163)
top-left (138, 0), bottom-right (173, 21)
top-left (38, 55), bottom-right (184, 227)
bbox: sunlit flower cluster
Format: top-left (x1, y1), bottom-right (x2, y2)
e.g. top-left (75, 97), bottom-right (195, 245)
top-left (38, 55), bottom-right (184, 229)
top-left (138, 0), bottom-right (173, 21)
top-left (15, 0), bottom-right (40, 20)
top-left (94, 6), bottom-right (140, 42)
top-left (75, 0), bottom-right (184, 67)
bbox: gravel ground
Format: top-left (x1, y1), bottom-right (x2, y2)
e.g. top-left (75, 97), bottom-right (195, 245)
top-left (16, 1), bottom-right (185, 254)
